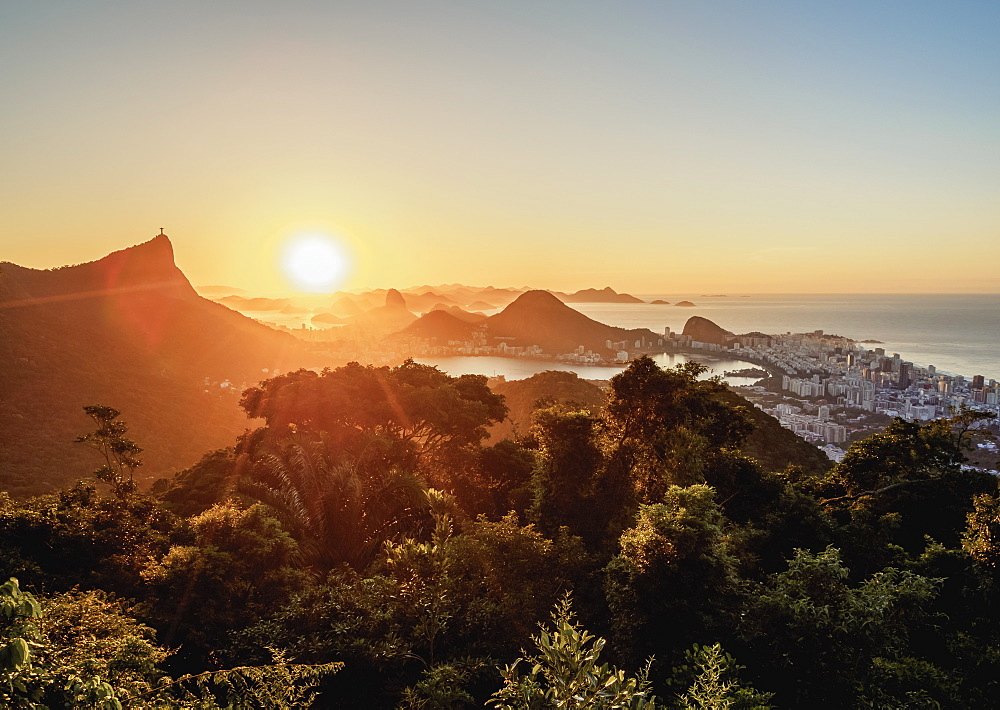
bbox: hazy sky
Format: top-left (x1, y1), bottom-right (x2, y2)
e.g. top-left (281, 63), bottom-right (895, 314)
top-left (2, 1), bottom-right (998, 294)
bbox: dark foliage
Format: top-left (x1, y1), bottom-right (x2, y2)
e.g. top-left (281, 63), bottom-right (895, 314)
top-left (2, 359), bottom-right (999, 708)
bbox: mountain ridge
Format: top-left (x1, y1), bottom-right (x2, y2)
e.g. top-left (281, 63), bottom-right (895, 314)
top-left (484, 290), bottom-right (659, 355)
top-left (0, 235), bottom-right (319, 496)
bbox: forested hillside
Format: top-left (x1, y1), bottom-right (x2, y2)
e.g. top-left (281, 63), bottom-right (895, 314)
top-left (0, 237), bottom-right (324, 495)
top-left (489, 370), bottom-right (830, 475)
top-left (2, 356), bottom-right (998, 708)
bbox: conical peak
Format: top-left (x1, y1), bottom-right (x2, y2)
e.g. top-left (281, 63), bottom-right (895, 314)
top-left (682, 316), bottom-right (732, 345)
top-left (508, 289), bottom-right (564, 308)
top-left (385, 288), bottom-right (407, 308)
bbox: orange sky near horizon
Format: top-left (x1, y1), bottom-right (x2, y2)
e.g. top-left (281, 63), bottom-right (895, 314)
top-left (1, 1), bottom-right (998, 295)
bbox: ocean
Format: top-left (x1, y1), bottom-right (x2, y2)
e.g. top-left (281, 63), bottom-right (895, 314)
top-left (418, 294), bottom-right (999, 383)
top-left (250, 293), bottom-right (1000, 383)
top-left (573, 294), bottom-right (1000, 382)
top-left (412, 353), bottom-right (765, 387)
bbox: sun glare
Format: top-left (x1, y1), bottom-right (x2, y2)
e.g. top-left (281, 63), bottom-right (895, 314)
top-left (280, 233), bottom-right (350, 292)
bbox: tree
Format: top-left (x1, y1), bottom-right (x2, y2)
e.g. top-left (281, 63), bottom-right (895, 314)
top-left (669, 643), bottom-right (774, 710)
top-left (140, 502), bottom-right (311, 664)
top-left (529, 405), bottom-right (603, 540)
top-left (237, 361), bottom-right (508, 516)
top-left (474, 439), bottom-right (537, 517)
top-left (603, 357), bottom-right (753, 508)
top-left (239, 361), bottom-right (506, 466)
top-left (1, 575), bottom-right (341, 709)
top-left (0, 577), bottom-right (45, 707)
top-left (490, 594), bottom-right (658, 709)
top-left (75, 405), bottom-right (142, 499)
top-left (237, 434), bottom-right (430, 573)
top-left (739, 547), bottom-right (944, 707)
top-left (33, 588), bottom-right (167, 704)
top-left (0, 484), bottom-right (179, 597)
top-left (605, 485), bottom-right (740, 669)
top-left (821, 413), bottom-right (996, 556)
top-left (132, 649), bottom-right (342, 709)
top-left (963, 493), bottom-right (1000, 568)
top-left (156, 447), bottom-right (240, 518)
top-left (1, 577), bottom-right (129, 709)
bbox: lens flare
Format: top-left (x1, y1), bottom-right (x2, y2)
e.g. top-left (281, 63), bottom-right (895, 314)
top-left (280, 233), bottom-right (350, 292)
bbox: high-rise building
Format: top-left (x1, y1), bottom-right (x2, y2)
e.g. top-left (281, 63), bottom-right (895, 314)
top-left (898, 362), bottom-right (912, 390)
top-left (972, 375), bottom-right (985, 390)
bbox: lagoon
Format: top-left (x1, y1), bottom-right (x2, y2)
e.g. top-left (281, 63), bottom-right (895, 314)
top-left (414, 352), bottom-right (765, 386)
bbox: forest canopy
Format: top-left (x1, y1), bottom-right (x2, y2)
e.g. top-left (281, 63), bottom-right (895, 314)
top-left (2, 356), bottom-right (998, 708)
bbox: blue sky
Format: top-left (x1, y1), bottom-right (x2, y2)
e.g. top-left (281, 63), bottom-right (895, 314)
top-left (1, 1), bottom-right (997, 292)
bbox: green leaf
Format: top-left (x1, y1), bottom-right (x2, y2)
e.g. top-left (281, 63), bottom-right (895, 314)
top-left (9, 637), bottom-right (29, 669)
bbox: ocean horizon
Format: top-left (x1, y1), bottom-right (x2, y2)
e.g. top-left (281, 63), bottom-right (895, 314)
top-left (247, 292), bottom-right (1000, 383)
top-left (571, 293), bottom-right (1000, 382)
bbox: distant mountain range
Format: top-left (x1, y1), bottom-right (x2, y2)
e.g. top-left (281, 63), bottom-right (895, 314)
top-left (559, 286), bottom-right (644, 304)
top-left (208, 284), bottom-right (649, 320)
top-left (397, 289), bottom-right (663, 355)
top-left (0, 236), bottom-right (821, 496)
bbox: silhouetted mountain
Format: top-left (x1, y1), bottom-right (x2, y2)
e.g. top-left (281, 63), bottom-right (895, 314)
top-left (348, 290), bottom-right (392, 310)
top-left (417, 285), bottom-right (525, 308)
top-left (217, 295), bottom-right (294, 311)
top-left (398, 290), bottom-right (458, 313)
top-left (682, 316), bottom-right (732, 345)
top-left (311, 312), bottom-right (347, 325)
top-left (467, 300), bottom-right (497, 311)
top-left (429, 304), bottom-right (487, 324)
top-left (329, 295), bottom-right (364, 317)
top-left (195, 285), bottom-right (247, 298)
top-left (345, 289), bottom-right (417, 333)
top-left (398, 310), bottom-right (477, 342)
top-left (385, 288), bottom-right (407, 309)
top-left (485, 290), bottom-right (659, 355)
top-left (559, 286), bottom-right (644, 303)
top-left (0, 235), bottom-right (313, 496)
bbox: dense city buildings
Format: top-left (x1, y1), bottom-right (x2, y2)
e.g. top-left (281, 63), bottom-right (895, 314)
top-left (678, 329), bottom-right (999, 465)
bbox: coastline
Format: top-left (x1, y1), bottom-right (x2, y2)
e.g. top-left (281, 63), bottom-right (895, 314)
top-left (414, 350), bottom-right (770, 385)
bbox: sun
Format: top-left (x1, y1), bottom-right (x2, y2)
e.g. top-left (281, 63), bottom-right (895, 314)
top-left (280, 233), bottom-right (350, 292)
